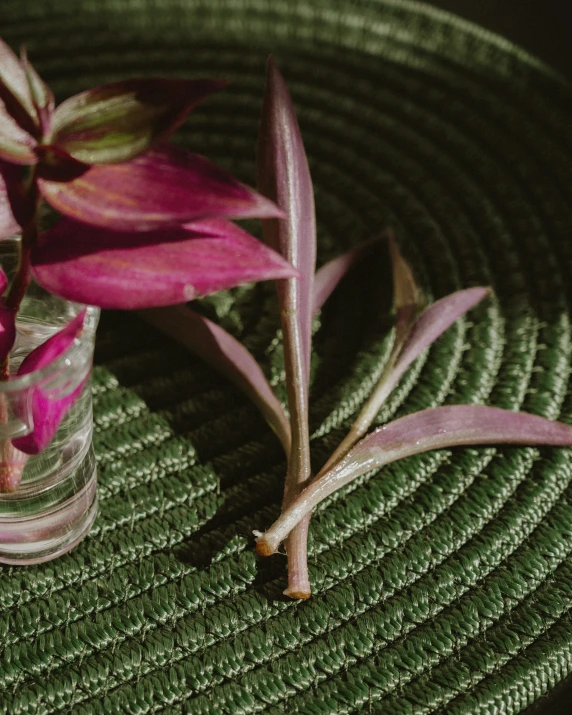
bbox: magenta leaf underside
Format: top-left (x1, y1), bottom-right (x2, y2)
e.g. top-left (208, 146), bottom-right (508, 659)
top-left (32, 217), bottom-right (298, 310)
top-left (37, 144), bottom-right (283, 231)
top-left (12, 310), bottom-right (87, 455)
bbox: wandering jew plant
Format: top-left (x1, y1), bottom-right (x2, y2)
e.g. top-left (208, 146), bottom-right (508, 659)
top-left (146, 58), bottom-right (572, 599)
top-left (0, 39), bottom-right (296, 490)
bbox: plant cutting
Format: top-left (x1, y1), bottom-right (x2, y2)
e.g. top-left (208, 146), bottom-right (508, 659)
top-left (145, 57), bottom-right (572, 599)
top-left (0, 40), bottom-right (296, 563)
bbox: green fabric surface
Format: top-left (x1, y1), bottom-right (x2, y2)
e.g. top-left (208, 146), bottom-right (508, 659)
top-left (1, 0), bottom-right (572, 712)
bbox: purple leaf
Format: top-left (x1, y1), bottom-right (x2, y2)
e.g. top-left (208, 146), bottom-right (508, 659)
top-left (256, 405), bottom-right (572, 553)
top-left (322, 284), bottom-right (491, 474)
top-left (318, 234), bottom-right (424, 473)
top-left (139, 304), bottom-right (291, 453)
top-left (257, 58), bottom-right (316, 385)
top-left (37, 144), bottom-right (283, 231)
top-left (0, 38), bottom-right (38, 135)
top-left (31, 217), bottom-right (298, 309)
top-left (136, 241), bottom-right (373, 478)
top-left (396, 287), bottom-right (491, 377)
top-left (52, 78), bottom-right (224, 164)
top-left (256, 57), bottom-right (316, 598)
top-left (20, 47), bottom-right (54, 137)
top-left (12, 310), bottom-right (87, 455)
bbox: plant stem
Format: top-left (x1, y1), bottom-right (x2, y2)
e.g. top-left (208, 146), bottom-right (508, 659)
top-left (5, 222), bottom-right (35, 312)
top-left (0, 222), bottom-right (35, 383)
top-left (255, 428), bottom-right (388, 555)
top-left (282, 514), bottom-right (311, 599)
top-left (280, 320), bottom-right (313, 599)
top-left (0, 184), bottom-right (39, 490)
top-left (317, 356), bottom-right (398, 477)
top-left (0, 437), bottom-right (28, 492)
top-left (257, 474), bottom-right (329, 557)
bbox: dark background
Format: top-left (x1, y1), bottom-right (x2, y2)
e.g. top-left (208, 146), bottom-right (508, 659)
top-left (430, 0), bottom-right (572, 78)
top-left (426, 2), bottom-right (572, 714)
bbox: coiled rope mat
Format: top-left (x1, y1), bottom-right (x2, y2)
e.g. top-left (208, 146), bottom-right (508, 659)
top-left (1, 0), bottom-right (572, 713)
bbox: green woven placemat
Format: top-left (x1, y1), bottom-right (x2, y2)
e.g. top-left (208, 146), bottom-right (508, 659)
top-left (1, 1), bottom-right (572, 713)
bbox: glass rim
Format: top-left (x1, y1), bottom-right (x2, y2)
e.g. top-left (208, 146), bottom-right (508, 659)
top-left (0, 304), bottom-right (100, 393)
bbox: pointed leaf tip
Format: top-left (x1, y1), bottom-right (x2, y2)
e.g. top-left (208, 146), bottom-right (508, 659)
top-left (257, 56), bottom-right (316, 383)
top-left (0, 38), bottom-right (38, 135)
top-left (20, 47), bottom-right (54, 137)
top-left (387, 231), bottom-right (423, 344)
top-left (396, 286), bottom-right (492, 377)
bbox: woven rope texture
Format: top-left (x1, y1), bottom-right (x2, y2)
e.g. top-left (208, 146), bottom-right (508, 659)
top-left (0, 1), bottom-right (571, 713)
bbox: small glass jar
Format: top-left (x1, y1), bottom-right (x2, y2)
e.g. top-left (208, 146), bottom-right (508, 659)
top-left (0, 237), bottom-right (99, 564)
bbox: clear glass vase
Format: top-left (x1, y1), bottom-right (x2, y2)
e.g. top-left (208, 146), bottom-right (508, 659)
top-left (0, 238), bottom-right (99, 565)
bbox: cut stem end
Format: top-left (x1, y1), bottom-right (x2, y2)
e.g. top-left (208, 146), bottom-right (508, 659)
top-left (255, 537), bottom-right (276, 557)
top-left (283, 587), bottom-right (311, 600)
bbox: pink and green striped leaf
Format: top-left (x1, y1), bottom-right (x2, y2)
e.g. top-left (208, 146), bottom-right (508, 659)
top-left (0, 106), bottom-right (37, 164)
top-left (51, 78), bottom-right (224, 164)
top-left (0, 38), bottom-right (38, 135)
top-left (20, 47), bottom-right (54, 137)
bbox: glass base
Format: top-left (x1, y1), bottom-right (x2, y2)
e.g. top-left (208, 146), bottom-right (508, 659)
top-left (0, 447), bottom-right (98, 565)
